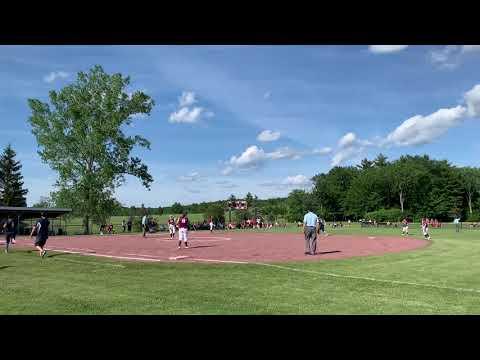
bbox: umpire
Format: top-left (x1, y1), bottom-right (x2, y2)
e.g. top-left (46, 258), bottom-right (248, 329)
top-left (303, 209), bottom-right (319, 255)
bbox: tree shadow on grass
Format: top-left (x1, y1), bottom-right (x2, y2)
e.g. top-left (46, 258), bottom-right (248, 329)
top-left (0, 265), bottom-right (13, 270)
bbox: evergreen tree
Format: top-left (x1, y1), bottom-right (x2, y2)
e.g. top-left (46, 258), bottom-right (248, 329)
top-left (0, 144), bottom-right (28, 206)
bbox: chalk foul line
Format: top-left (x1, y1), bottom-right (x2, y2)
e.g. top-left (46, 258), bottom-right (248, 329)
top-left (43, 249), bottom-right (480, 295)
top-left (249, 262), bottom-right (480, 295)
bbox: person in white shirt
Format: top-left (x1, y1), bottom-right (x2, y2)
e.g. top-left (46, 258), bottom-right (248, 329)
top-left (142, 214), bottom-right (148, 237)
top-left (303, 210), bottom-right (319, 255)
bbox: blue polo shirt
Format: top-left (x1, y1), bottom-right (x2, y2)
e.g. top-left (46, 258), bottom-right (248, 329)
top-left (303, 212), bottom-right (318, 227)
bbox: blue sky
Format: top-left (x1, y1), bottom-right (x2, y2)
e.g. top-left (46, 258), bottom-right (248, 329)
top-left (1, 45), bottom-right (479, 207)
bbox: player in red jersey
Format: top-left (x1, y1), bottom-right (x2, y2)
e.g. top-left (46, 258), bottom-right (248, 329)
top-left (177, 212), bottom-right (189, 249)
top-left (168, 215), bottom-right (176, 239)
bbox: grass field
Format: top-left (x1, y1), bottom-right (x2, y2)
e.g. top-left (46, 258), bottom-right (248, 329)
top-left (2, 224), bottom-right (480, 314)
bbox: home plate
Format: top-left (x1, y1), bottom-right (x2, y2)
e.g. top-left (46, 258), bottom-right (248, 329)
top-left (169, 256), bottom-right (190, 260)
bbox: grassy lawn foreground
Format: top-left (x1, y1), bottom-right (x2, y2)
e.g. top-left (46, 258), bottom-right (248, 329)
top-left (1, 224), bottom-right (480, 314)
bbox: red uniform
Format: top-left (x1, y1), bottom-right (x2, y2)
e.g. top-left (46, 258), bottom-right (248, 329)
top-left (178, 216), bottom-right (189, 228)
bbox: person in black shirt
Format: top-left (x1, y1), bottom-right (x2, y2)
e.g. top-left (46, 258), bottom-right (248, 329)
top-left (30, 212), bottom-right (50, 258)
top-left (3, 215), bottom-right (15, 253)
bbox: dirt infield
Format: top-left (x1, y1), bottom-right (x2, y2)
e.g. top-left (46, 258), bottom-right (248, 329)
top-left (7, 231), bottom-right (429, 264)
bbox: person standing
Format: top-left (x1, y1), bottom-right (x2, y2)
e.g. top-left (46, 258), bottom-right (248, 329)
top-left (209, 217), bottom-right (214, 233)
top-left (317, 217), bottom-right (326, 236)
top-left (142, 214), bottom-right (148, 237)
top-left (3, 215), bottom-right (15, 253)
top-left (421, 221), bottom-right (431, 240)
top-left (122, 219), bottom-right (126, 232)
top-left (454, 216), bottom-right (461, 233)
top-left (127, 218), bottom-right (132, 232)
top-left (30, 212), bottom-right (50, 258)
top-left (168, 216), bottom-right (176, 239)
top-left (401, 218), bottom-right (409, 236)
top-left (177, 212), bottom-right (189, 249)
top-left (303, 209), bottom-right (319, 255)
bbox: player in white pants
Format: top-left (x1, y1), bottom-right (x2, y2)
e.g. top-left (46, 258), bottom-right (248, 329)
top-left (209, 217), bottom-right (214, 233)
top-left (177, 212), bottom-right (189, 249)
top-left (168, 216), bottom-right (176, 239)
top-left (401, 218), bottom-right (409, 236)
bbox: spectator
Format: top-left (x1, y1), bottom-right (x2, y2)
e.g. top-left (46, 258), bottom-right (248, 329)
top-left (122, 219), bottom-right (126, 232)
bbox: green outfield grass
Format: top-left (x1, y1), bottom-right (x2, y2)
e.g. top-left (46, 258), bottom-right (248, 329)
top-left (1, 224), bottom-right (480, 314)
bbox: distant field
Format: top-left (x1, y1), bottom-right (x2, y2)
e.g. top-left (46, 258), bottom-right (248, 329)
top-left (2, 223), bottom-right (480, 314)
top-left (62, 214), bottom-right (205, 235)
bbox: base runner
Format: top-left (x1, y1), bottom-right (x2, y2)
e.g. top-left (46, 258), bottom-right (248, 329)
top-left (177, 212), bottom-right (189, 249)
top-left (168, 216), bottom-right (176, 239)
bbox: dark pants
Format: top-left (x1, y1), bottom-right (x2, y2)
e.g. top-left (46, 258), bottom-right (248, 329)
top-left (304, 226), bottom-right (317, 255)
top-left (456, 224), bottom-right (460, 232)
top-left (34, 236), bottom-right (48, 248)
top-left (143, 225), bottom-right (147, 237)
top-left (5, 232), bottom-right (13, 247)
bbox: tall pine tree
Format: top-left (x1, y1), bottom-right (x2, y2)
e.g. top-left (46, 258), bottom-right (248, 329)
top-left (0, 144), bottom-right (28, 207)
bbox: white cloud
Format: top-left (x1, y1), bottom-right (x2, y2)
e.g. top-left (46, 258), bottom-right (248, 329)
top-left (228, 145), bottom-right (267, 169)
top-left (168, 91), bottom-right (212, 124)
top-left (331, 132), bottom-right (372, 166)
top-left (266, 147), bottom-right (301, 160)
top-left (260, 174), bottom-right (313, 190)
top-left (368, 45), bottom-right (408, 54)
top-left (264, 91), bottom-right (271, 99)
top-left (383, 105), bottom-right (467, 147)
top-left (312, 147), bottom-right (332, 155)
top-left (430, 46), bottom-right (462, 69)
top-left (221, 166), bottom-right (234, 176)
top-left (257, 130), bottom-right (281, 142)
top-left (43, 71), bottom-right (69, 83)
top-left (331, 146), bottom-right (362, 167)
top-left (169, 106), bottom-right (204, 123)
top-left (179, 91), bottom-right (197, 107)
top-left (462, 45), bottom-right (480, 53)
top-left (338, 132), bottom-right (357, 148)
top-left (464, 84), bottom-right (480, 117)
top-left (132, 113), bottom-right (148, 119)
top-left (178, 171), bottom-right (203, 182)
top-left (223, 145), bottom-right (304, 175)
top-left (282, 175), bottom-right (311, 186)
top-left (429, 45), bottom-right (480, 69)
top-left (215, 180), bottom-right (238, 189)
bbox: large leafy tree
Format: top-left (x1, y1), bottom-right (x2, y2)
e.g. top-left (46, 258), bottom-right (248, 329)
top-left (27, 65), bottom-right (154, 234)
top-left (459, 167), bottom-right (480, 214)
top-left (204, 203), bottom-right (226, 223)
top-left (388, 157), bottom-right (426, 213)
top-left (0, 144), bottom-right (28, 207)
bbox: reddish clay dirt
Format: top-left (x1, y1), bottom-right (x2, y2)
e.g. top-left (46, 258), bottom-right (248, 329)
top-left (6, 231), bottom-right (429, 264)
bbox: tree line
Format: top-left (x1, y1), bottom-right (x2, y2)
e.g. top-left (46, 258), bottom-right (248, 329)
top-left (299, 154), bottom-right (480, 222)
